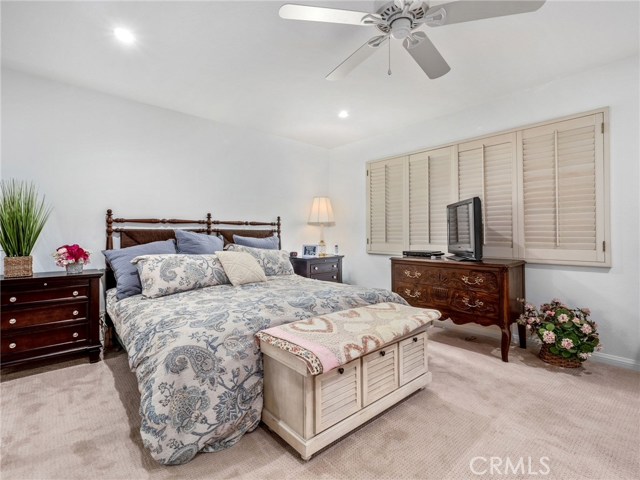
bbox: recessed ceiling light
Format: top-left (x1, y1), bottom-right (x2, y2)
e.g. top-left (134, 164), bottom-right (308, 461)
top-left (338, 110), bottom-right (349, 119)
top-left (113, 27), bottom-right (136, 45)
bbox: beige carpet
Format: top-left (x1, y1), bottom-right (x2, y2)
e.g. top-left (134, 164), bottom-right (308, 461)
top-left (1, 328), bottom-right (639, 480)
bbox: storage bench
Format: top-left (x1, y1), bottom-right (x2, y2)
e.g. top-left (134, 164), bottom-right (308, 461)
top-left (256, 302), bottom-right (440, 460)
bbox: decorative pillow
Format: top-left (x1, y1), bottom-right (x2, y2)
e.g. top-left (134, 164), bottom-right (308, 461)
top-left (226, 244), bottom-right (294, 276)
top-left (216, 251), bottom-right (267, 286)
top-left (233, 234), bottom-right (279, 250)
top-left (175, 229), bottom-right (224, 254)
top-left (103, 239), bottom-right (176, 300)
top-left (132, 254), bottom-right (229, 299)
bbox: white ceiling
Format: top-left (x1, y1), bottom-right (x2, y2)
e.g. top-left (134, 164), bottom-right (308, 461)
top-left (2, 0), bottom-right (639, 149)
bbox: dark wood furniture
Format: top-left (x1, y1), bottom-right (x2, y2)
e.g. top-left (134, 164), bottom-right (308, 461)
top-left (291, 255), bottom-right (343, 283)
top-left (1, 270), bottom-right (103, 367)
top-left (391, 257), bottom-right (525, 362)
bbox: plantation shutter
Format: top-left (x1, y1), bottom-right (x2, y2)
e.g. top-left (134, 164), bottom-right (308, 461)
top-left (457, 133), bottom-right (518, 258)
top-left (518, 113), bottom-right (606, 264)
top-left (367, 156), bottom-right (406, 254)
top-left (407, 147), bottom-right (453, 250)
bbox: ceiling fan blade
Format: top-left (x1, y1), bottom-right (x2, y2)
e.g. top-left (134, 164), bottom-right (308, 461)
top-left (279, 4), bottom-right (377, 26)
top-left (326, 35), bottom-right (389, 81)
top-left (403, 32), bottom-right (450, 79)
top-left (424, 0), bottom-right (545, 26)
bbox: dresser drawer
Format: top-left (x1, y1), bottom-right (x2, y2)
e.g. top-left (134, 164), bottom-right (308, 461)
top-left (2, 323), bottom-right (89, 355)
top-left (399, 333), bottom-right (428, 386)
top-left (1, 285), bottom-right (89, 306)
top-left (393, 263), bottom-right (499, 294)
top-left (315, 360), bottom-right (361, 434)
top-left (362, 344), bottom-right (398, 407)
top-left (2, 301), bottom-right (87, 330)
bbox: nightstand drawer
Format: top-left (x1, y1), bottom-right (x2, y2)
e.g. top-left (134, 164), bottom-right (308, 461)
top-left (1, 285), bottom-right (89, 306)
top-left (2, 323), bottom-right (89, 355)
top-left (1, 301), bottom-right (87, 330)
top-left (309, 262), bottom-right (340, 274)
top-left (311, 272), bottom-right (340, 282)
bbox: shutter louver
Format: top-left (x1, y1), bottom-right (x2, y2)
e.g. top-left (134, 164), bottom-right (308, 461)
top-left (428, 151), bottom-right (451, 245)
top-left (367, 157), bottom-right (406, 253)
top-left (369, 162), bottom-right (386, 246)
top-left (408, 154), bottom-right (428, 248)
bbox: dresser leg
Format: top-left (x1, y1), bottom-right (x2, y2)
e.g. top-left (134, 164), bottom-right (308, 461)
top-left (500, 327), bottom-right (511, 362)
top-left (88, 348), bottom-right (102, 363)
top-left (517, 323), bottom-right (527, 349)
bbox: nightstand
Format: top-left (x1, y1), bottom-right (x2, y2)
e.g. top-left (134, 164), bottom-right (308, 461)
top-left (1, 270), bottom-right (103, 368)
top-left (291, 255), bottom-right (343, 283)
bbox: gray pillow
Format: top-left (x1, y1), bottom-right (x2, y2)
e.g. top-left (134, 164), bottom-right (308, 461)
top-left (233, 234), bottom-right (279, 250)
top-left (175, 229), bottom-right (224, 254)
top-left (103, 239), bottom-right (176, 300)
top-left (226, 244), bottom-right (294, 276)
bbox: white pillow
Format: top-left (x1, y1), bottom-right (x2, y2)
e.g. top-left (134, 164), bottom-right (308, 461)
top-left (132, 254), bottom-right (229, 299)
top-left (216, 251), bottom-right (268, 286)
top-left (225, 244), bottom-right (294, 276)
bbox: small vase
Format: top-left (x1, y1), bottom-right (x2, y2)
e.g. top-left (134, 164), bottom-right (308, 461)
top-left (65, 263), bottom-right (83, 275)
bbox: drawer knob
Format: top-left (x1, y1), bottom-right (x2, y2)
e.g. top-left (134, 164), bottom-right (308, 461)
top-left (413, 337), bottom-right (418, 343)
top-left (9, 296), bottom-right (17, 303)
top-left (313, 266), bottom-right (318, 271)
top-left (404, 288), bottom-right (421, 299)
top-left (72, 291), bottom-right (79, 296)
top-left (72, 332), bottom-right (79, 338)
top-left (404, 269), bottom-right (422, 279)
top-left (43, 282), bottom-right (48, 286)
top-left (461, 275), bottom-right (484, 286)
top-left (380, 350), bottom-right (386, 357)
top-left (9, 318), bottom-right (17, 325)
top-left (9, 343), bottom-right (16, 349)
top-left (332, 265), bottom-right (337, 269)
top-left (73, 310), bottom-right (79, 316)
top-left (338, 367), bottom-right (344, 374)
top-left (332, 276), bottom-right (337, 280)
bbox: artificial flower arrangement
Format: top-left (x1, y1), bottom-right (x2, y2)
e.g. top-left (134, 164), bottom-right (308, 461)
top-left (518, 298), bottom-right (601, 364)
top-left (53, 244), bottom-right (91, 267)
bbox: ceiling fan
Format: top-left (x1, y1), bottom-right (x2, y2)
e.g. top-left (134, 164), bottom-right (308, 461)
top-left (279, 0), bottom-right (546, 80)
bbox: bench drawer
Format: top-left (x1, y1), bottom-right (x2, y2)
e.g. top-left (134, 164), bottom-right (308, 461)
top-left (362, 343), bottom-right (399, 406)
top-left (315, 360), bottom-right (361, 434)
top-left (399, 332), bottom-right (428, 386)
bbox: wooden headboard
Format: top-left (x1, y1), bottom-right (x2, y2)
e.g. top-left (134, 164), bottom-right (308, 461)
top-left (104, 209), bottom-right (281, 288)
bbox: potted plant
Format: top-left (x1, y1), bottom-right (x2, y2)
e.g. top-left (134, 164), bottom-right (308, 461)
top-left (0, 180), bottom-right (52, 277)
top-left (518, 298), bottom-right (602, 368)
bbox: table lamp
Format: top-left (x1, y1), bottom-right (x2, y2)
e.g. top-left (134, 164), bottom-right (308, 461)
top-left (308, 197), bottom-right (335, 256)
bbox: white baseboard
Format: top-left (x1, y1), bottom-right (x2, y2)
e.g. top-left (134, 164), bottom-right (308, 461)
top-left (433, 322), bottom-right (640, 371)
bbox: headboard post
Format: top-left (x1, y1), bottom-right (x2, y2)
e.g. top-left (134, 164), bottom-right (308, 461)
top-left (277, 216), bottom-right (282, 249)
top-left (106, 209), bottom-right (114, 250)
top-left (206, 213), bottom-right (212, 235)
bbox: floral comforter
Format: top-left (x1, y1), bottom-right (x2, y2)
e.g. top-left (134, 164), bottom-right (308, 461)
top-left (106, 275), bottom-right (406, 465)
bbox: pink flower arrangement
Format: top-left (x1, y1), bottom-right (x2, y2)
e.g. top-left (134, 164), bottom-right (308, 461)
top-left (53, 244), bottom-right (91, 267)
top-left (518, 298), bottom-right (601, 363)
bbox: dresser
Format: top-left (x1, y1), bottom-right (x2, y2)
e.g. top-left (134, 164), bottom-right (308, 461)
top-left (391, 257), bottom-right (526, 362)
top-left (1, 270), bottom-right (103, 367)
top-left (291, 255), bottom-right (343, 283)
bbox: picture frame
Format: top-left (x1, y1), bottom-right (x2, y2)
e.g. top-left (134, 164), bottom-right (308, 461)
top-left (302, 244), bottom-right (318, 257)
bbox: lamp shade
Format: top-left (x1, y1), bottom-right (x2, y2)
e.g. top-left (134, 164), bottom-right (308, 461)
top-left (308, 197), bottom-right (335, 226)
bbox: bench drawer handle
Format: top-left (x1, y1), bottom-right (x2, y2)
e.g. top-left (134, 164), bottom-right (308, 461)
top-left (413, 337), bottom-right (418, 343)
top-left (338, 367), bottom-right (344, 374)
top-left (380, 350), bottom-right (386, 357)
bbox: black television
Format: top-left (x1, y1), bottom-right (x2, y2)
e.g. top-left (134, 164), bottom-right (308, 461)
top-left (446, 197), bottom-right (483, 261)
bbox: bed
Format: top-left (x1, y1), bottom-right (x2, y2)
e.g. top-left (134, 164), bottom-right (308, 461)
top-left (103, 210), bottom-right (407, 465)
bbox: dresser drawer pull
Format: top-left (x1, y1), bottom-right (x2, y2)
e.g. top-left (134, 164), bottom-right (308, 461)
top-left (313, 267), bottom-right (319, 271)
top-left (9, 343), bottom-right (16, 349)
top-left (332, 264), bottom-right (337, 269)
top-left (462, 297), bottom-right (484, 308)
top-left (72, 332), bottom-right (79, 338)
top-left (403, 270), bottom-right (422, 279)
top-left (461, 275), bottom-right (484, 286)
top-left (9, 296), bottom-right (17, 303)
top-left (404, 289), bottom-right (421, 299)
top-left (332, 276), bottom-right (337, 280)
top-left (380, 350), bottom-right (386, 357)
top-left (413, 337), bottom-right (418, 343)
top-left (9, 318), bottom-right (17, 325)
top-left (43, 282), bottom-right (48, 286)
top-left (73, 310), bottom-right (79, 316)
top-left (72, 291), bottom-right (79, 296)
top-left (338, 367), bottom-right (344, 374)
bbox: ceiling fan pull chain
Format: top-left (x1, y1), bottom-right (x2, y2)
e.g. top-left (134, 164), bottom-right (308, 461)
top-left (388, 40), bottom-right (392, 76)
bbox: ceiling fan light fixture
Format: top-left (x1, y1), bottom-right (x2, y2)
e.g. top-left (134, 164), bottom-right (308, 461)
top-left (390, 17), bottom-right (412, 39)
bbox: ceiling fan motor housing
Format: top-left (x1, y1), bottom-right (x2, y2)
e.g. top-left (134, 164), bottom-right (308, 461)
top-left (376, 1), bottom-right (427, 37)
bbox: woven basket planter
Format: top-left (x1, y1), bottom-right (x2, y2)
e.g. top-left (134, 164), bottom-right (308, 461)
top-left (3, 256), bottom-right (33, 278)
top-left (539, 344), bottom-right (582, 368)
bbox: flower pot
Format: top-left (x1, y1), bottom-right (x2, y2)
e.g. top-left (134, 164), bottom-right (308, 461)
top-left (539, 344), bottom-right (582, 368)
top-left (3, 256), bottom-right (33, 278)
top-left (65, 263), bottom-right (83, 275)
